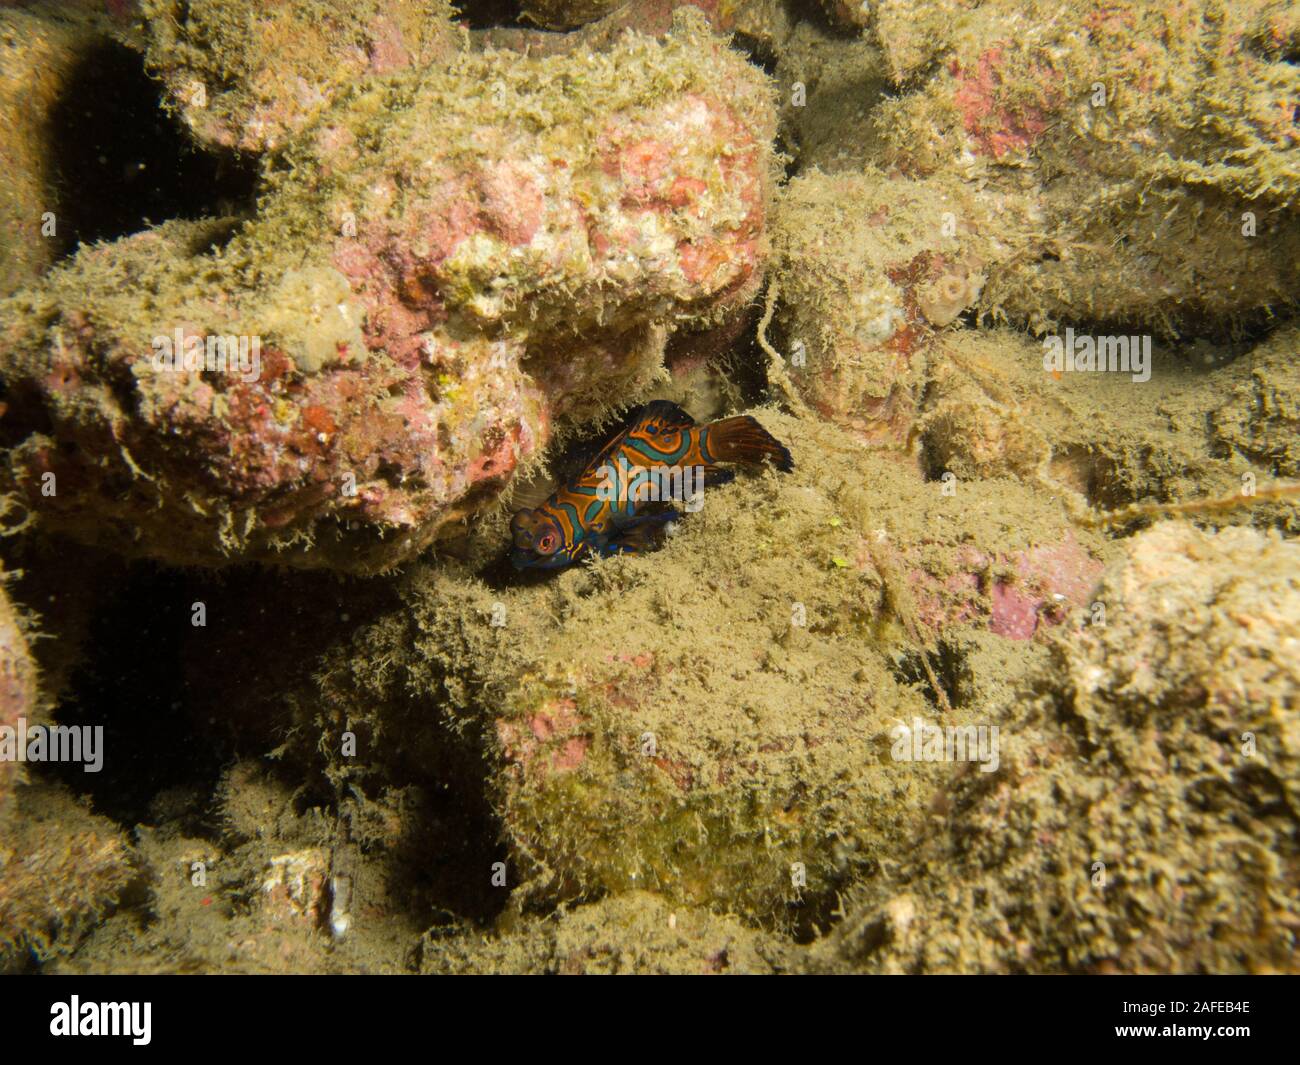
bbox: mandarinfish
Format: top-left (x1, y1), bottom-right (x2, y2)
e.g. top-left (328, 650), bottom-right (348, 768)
top-left (510, 401), bottom-right (793, 571)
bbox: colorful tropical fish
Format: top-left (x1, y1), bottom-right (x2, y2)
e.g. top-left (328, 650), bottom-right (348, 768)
top-left (510, 400), bottom-right (793, 570)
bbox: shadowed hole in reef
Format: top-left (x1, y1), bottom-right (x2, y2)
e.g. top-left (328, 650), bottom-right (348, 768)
top-left (891, 640), bottom-right (966, 710)
top-left (42, 557), bottom-right (510, 929)
top-left (454, 0), bottom-right (526, 28)
top-left (730, 30), bottom-right (778, 76)
top-left (44, 39), bottom-right (258, 259)
top-left (42, 562), bottom-right (229, 826)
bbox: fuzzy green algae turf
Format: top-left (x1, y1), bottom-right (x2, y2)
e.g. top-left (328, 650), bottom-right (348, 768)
top-left (421, 890), bottom-right (791, 974)
top-left (317, 411), bottom-right (1112, 929)
top-left (139, 0), bottom-right (465, 152)
top-left (806, 522), bottom-right (1300, 973)
top-left (0, 10), bottom-right (777, 572)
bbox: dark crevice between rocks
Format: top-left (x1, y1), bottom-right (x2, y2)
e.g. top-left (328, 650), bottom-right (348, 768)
top-left (731, 30), bottom-right (779, 77)
top-left (39, 561), bottom-right (230, 827)
top-left (892, 639), bottom-right (967, 711)
top-left (43, 38), bottom-right (258, 261)
top-left (453, 0), bottom-right (527, 30)
top-left (34, 555), bottom-right (510, 934)
top-left (0, 379), bottom-right (55, 452)
top-left (775, 128), bottom-right (802, 180)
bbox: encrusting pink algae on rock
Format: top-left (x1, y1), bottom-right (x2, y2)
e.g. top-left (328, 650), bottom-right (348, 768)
top-left (806, 522), bottom-right (1300, 974)
top-left (0, 0), bottom-right (1296, 976)
top-left (138, 0), bottom-right (467, 154)
top-left (0, 9), bottom-right (777, 573)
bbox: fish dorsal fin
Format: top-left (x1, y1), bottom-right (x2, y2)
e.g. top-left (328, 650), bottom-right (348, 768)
top-left (577, 401), bottom-right (695, 480)
top-left (577, 424), bottom-right (633, 484)
top-left (506, 467), bottom-right (559, 511)
top-left (632, 400), bottom-right (696, 432)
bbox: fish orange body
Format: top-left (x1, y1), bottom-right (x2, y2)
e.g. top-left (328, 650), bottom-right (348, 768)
top-left (510, 401), bottom-right (792, 570)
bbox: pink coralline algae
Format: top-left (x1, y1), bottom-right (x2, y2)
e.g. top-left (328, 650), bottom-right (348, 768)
top-left (949, 48), bottom-right (1058, 160)
top-left (0, 12), bottom-right (777, 573)
top-left (906, 535), bottom-right (1105, 641)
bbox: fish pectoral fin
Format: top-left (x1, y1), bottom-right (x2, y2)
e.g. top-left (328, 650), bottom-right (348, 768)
top-left (699, 464), bottom-right (735, 488)
top-left (603, 508), bottom-right (677, 555)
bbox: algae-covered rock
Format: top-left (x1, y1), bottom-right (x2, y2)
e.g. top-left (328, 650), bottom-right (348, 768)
top-left (53, 761), bottom-right (392, 975)
top-left (919, 325), bottom-right (1300, 532)
top-left (0, 784), bottom-right (133, 972)
top-left (770, 167), bottom-right (1005, 445)
top-left (0, 579), bottom-right (37, 826)
top-left (782, 0), bottom-right (1300, 334)
top-left (423, 891), bottom-right (791, 974)
top-left (306, 412), bottom-right (1108, 926)
top-left (4, 0), bottom-right (1296, 979)
top-left (862, 0), bottom-right (974, 83)
top-left (0, 11), bottom-right (777, 573)
top-left (479, 0), bottom-right (754, 54)
top-left (0, 2), bottom-right (110, 296)
top-left (518, 0), bottom-right (624, 31)
top-left (770, 15), bottom-right (888, 175)
top-left (807, 522), bottom-right (1300, 973)
top-left (1209, 324), bottom-right (1300, 483)
top-left (139, 0), bottom-right (465, 153)
top-left (874, 0), bottom-right (1300, 333)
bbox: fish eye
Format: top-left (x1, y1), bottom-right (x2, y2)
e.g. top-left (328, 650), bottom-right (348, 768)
top-left (537, 533), bottom-right (556, 553)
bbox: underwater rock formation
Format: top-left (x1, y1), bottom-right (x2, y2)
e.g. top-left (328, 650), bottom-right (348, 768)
top-left (297, 413), bottom-right (1109, 927)
top-left (0, 580), bottom-right (36, 825)
top-left (0, 784), bottom-right (133, 972)
top-left (917, 0), bottom-right (1300, 331)
top-left (138, 0), bottom-right (465, 153)
top-left (0, 11), bottom-right (776, 573)
top-left (807, 522), bottom-right (1300, 973)
top-left (780, 0), bottom-right (1300, 334)
top-left (1209, 324), bottom-right (1300, 485)
top-left (770, 168), bottom-right (1001, 446)
top-left (422, 891), bottom-right (791, 974)
top-left (0, 2), bottom-right (106, 297)
top-left (0, 0), bottom-right (1296, 978)
top-left (920, 325), bottom-right (1300, 533)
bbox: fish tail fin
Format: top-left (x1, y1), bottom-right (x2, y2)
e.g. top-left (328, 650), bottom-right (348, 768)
top-left (706, 416), bottom-right (794, 472)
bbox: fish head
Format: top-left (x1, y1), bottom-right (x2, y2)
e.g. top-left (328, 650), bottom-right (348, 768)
top-left (509, 509), bottom-right (570, 570)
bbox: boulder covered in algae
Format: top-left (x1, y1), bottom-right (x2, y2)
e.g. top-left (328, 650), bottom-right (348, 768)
top-left (920, 323), bottom-right (1300, 530)
top-left (0, 784), bottom-right (134, 972)
top-left (0, 578), bottom-right (37, 827)
top-left (301, 412), bottom-right (1109, 927)
top-left (806, 522), bottom-right (1300, 973)
top-left (0, 11), bottom-right (777, 573)
top-left (137, 0), bottom-right (465, 153)
top-left (777, 0), bottom-right (1300, 336)
top-left (0, 2), bottom-right (110, 297)
top-left (771, 156), bottom-right (1300, 487)
top-left (422, 891), bottom-right (790, 974)
top-left (769, 167), bottom-right (1002, 448)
